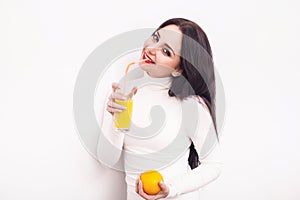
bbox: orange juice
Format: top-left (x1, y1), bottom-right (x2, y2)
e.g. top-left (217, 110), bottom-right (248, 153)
top-left (114, 99), bottom-right (133, 130)
top-left (114, 59), bottom-right (147, 130)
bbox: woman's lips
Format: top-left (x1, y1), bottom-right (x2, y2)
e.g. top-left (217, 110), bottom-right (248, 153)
top-left (142, 52), bottom-right (155, 64)
top-left (145, 60), bottom-right (153, 64)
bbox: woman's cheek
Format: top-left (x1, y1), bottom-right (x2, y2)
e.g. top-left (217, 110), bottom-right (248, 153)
top-left (157, 55), bottom-right (177, 70)
top-left (153, 65), bottom-right (175, 77)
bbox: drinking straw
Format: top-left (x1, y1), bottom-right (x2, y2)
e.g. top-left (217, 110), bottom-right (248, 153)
top-left (123, 58), bottom-right (149, 95)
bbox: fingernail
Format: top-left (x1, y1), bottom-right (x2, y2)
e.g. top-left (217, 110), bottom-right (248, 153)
top-left (121, 106), bottom-right (127, 110)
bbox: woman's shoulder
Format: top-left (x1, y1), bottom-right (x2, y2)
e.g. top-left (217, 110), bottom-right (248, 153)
top-left (182, 95), bottom-right (210, 114)
top-left (181, 96), bottom-right (213, 140)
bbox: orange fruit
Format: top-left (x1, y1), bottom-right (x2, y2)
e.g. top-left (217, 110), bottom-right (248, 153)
top-left (140, 170), bottom-right (164, 195)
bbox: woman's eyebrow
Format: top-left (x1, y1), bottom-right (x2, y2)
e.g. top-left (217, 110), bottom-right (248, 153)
top-left (164, 43), bottom-right (175, 55)
top-left (157, 30), bottom-right (175, 55)
top-left (156, 31), bottom-right (161, 38)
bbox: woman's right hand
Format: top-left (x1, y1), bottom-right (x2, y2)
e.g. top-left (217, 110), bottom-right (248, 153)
top-left (106, 83), bottom-right (127, 115)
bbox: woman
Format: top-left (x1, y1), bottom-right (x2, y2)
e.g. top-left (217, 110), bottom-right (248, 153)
top-left (98, 18), bottom-right (222, 200)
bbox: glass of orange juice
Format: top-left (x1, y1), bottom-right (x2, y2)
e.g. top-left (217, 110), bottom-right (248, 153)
top-left (114, 98), bottom-right (133, 131)
top-left (113, 59), bottom-right (144, 131)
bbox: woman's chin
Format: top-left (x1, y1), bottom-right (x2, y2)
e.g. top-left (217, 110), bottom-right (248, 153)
top-left (139, 63), bottom-right (153, 72)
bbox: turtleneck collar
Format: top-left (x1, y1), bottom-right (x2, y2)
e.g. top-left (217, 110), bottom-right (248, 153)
top-left (140, 71), bottom-right (173, 90)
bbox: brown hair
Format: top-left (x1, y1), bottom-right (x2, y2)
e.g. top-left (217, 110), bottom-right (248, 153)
top-left (157, 18), bottom-right (218, 169)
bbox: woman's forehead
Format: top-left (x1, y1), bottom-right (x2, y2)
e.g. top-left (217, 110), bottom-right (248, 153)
top-left (158, 25), bottom-right (182, 54)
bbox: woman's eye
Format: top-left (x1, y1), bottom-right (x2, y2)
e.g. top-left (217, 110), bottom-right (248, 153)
top-left (162, 48), bottom-right (171, 57)
top-left (152, 33), bottom-right (159, 42)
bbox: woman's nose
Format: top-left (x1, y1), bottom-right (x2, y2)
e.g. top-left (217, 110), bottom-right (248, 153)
top-left (145, 46), bottom-right (156, 56)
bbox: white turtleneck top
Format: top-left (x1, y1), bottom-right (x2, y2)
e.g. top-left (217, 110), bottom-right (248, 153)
top-left (97, 71), bottom-right (222, 200)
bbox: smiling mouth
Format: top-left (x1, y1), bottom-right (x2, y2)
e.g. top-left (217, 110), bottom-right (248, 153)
top-left (142, 52), bottom-right (155, 64)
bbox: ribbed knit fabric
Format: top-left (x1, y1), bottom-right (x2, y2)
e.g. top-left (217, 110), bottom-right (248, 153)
top-left (97, 72), bottom-right (222, 200)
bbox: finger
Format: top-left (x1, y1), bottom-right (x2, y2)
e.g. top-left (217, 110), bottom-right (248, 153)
top-left (152, 194), bottom-right (163, 200)
top-left (106, 106), bottom-right (123, 113)
top-left (135, 178), bottom-right (139, 194)
top-left (111, 82), bottom-right (119, 92)
top-left (138, 180), bottom-right (152, 199)
top-left (138, 180), bottom-right (143, 195)
top-left (131, 87), bottom-right (138, 95)
top-left (107, 104), bottom-right (123, 113)
top-left (112, 92), bottom-right (127, 101)
top-left (155, 181), bottom-right (169, 199)
top-left (151, 192), bottom-right (166, 200)
top-left (146, 182), bottom-right (169, 200)
top-left (159, 181), bottom-right (168, 192)
top-left (127, 87), bottom-right (138, 99)
top-left (107, 101), bottom-right (127, 110)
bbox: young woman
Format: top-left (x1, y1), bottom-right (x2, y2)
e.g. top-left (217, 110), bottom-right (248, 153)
top-left (98, 18), bottom-right (222, 200)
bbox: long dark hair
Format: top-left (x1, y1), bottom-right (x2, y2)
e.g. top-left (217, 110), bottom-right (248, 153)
top-left (157, 18), bottom-right (218, 169)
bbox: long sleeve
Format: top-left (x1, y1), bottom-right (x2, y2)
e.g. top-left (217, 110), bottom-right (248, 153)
top-left (166, 97), bottom-right (223, 198)
top-left (96, 106), bottom-right (125, 167)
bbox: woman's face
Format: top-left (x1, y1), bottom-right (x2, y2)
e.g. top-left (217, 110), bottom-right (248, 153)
top-left (139, 25), bottom-right (183, 78)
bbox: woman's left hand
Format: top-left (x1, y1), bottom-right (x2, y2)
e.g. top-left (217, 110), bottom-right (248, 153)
top-left (135, 177), bottom-right (169, 200)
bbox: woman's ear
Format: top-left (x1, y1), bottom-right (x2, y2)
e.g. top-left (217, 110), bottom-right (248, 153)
top-left (171, 68), bottom-right (183, 77)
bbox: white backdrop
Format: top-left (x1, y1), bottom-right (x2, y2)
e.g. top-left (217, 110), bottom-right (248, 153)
top-left (1, 0), bottom-right (300, 199)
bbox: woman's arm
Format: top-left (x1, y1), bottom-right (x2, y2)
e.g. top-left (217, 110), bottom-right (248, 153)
top-left (166, 97), bottom-right (223, 198)
top-left (96, 111), bottom-right (125, 167)
top-left (96, 83), bottom-right (127, 167)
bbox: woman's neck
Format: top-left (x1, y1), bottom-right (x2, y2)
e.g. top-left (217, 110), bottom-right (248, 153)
top-left (142, 71), bottom-right (173, 90)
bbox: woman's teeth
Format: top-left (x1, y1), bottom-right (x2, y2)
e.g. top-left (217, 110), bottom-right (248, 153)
top-left (143, 53), bottom-right (154, 64)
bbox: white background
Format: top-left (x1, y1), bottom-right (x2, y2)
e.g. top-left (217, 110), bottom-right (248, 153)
top-left (1, 0), bottom-right (300, 199)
